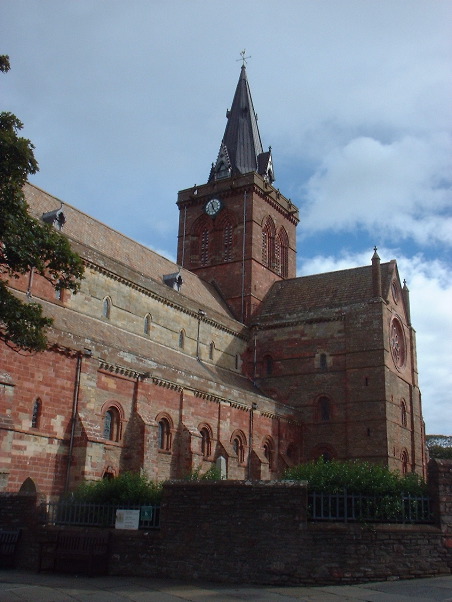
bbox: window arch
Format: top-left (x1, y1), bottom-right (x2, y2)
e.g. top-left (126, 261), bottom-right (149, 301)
top-left (263, 354), bottom-right (273, 376)
top-left (262, 437), bottom-right (274, 470)
top-left (311, 444), bottom-right (336, 462)
top-left (199, 424), bottom-right (213, 458)
top-left (231, 430), bottom-right (246, 464)
top-left (102, 296), bottom-right (111, 319)
top-left (31, 398), bottom-right (42, 429)
top-left (103, 406), bottom-right (121, 442)
top-left (401, 399), bottom-right (408, 427)
top-left (315, 396), bottom-right (331, 422)
top-left (261, 216), bottom-right (275, 268)
top-left (401, 449), bottom-right (409, 475)
top-left (144, 313), bottom-right (152, 335)
top-left (319, 353), bottom-right (328, 370)
top-left (179, 329), bottom-right (185, 349)
top-left (157, 415), bottom-right (173, 451)
top-left (209, 341), bottom-right (215, 360)
top-left (274, 227), bottom-right (289, 277)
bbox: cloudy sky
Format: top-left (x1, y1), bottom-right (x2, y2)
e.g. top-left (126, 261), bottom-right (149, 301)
top-left (2, 1), bottom-right (451, 435)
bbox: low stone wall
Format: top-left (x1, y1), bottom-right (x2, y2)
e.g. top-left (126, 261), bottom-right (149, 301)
top-left (2, 460), bottom-right (452, 585)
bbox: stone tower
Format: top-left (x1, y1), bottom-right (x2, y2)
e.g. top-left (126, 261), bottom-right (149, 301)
top-left (176, 65), bottom-right (299, 323)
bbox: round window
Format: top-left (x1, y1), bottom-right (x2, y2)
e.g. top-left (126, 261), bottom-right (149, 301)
top-left (389, 316), bottom-right (406, 369)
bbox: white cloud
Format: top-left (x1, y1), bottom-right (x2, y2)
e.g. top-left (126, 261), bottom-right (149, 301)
top-left (301, 134), bottom-right (452, 246)
top-left (300, 251), bottom-right (452, 435)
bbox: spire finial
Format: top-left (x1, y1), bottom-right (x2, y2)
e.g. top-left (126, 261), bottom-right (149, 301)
top-left (237, 49), bottom-right (251, 67)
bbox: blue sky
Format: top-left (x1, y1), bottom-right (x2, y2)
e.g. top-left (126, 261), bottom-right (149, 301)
top-left (1, 0), bottom-right (451, 435)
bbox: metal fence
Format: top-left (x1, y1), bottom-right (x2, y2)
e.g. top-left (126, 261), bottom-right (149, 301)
top-left (40, 501), bottom-right (160, 529)
top-left (308, 490), bottom-right (433, 524)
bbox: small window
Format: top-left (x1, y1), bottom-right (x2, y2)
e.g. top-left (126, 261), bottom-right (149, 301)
top-left (200, 426), bottom-right (212, 458)
top-left (158, 418), bottom-right (172, 451)
top-left (263, 438), bottom-right (274, 469)
top-left (401, 449), bottom-right (409, 475)
top-left (179, 330), bottom-right (185, 349)
top-left (209, 341), bottom-right (215, 360)
top-left (401, 399), bottom-right (407, 427)
top-left (103, 407), bottom-right (121, 441)
top-left (318, 396), bottom-right (331, 422)
top-left (144, 313), bottom-right (152, 335)
top-left (31, 398), bottom-right (41, 429)
top-left (263, 355), bottom-right (273, 376)
top-left (319, 353), bottom-right (327, 370)
top-left (102, 296), bottom-right (111, 319)
top-left (232, 432), bottom-right (246, 464)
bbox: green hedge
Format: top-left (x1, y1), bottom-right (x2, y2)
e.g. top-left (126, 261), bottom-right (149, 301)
top-left (70, 472), bottom-right (163, 504)
top-left (283, 459), bottom-right (427, 496)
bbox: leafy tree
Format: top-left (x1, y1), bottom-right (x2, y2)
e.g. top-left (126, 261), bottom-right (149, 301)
top-left (426, 435), bottom-right (452, 459)
top-left (0, 55), bottom-right (84, 352)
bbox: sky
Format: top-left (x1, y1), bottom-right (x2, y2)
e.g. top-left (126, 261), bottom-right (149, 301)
top-left (1, 0), bottom-right (451, 435)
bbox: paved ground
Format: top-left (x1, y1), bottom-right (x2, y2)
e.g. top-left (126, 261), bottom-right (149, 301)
top-left (1, 571), bottom-right (452, 602)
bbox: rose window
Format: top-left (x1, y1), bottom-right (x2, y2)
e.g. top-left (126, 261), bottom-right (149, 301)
top-left (390, 317), bottom-right (406, 369)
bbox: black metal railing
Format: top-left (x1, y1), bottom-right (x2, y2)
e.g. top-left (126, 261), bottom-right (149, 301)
top-left (308, 490), bottom-right (433, 524)
top-left (40, 501), bottom-right (160, 529)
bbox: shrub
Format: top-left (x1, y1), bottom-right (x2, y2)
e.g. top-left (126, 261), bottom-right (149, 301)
top-left (184, 466), bottom-right (222, 481)
top-left (70, 472), bottom-right (163, 504)
top-left (283, 459), bottom-right (427, 496)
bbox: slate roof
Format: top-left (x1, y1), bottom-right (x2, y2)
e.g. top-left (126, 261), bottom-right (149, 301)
top-left (256, 262), bottom-right (395, 324)
top-left (209, 65), bottom-right (273, 182)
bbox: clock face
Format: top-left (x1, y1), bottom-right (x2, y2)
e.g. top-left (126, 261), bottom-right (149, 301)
top-left (205, 198), bottom-right (222, 216)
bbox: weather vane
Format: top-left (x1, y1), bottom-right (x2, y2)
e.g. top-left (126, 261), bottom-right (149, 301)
top-left (237, 49), bottom-right (251, 66)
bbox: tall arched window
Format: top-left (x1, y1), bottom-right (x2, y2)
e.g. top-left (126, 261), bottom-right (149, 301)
top-left (102, 296), bottom-right (111, 319)
top-left (31, 398), bottom-right (42, 429)
top-left (209, 341), bottom-right (215, 360)
top-left (179, 330), bottom-right (185, 349)
top-left (223, 221), bottom-right (233, 262)
top-left (158, 417), bottom-right (172, 451)
top-left (319, 353), bottom-right (328, 370)
top-left (276, 227), bottom-right (289, 277)
top-left (103, 406), bottom-right (121, 442)
top-left (263, 355), bottom-right (273, 376)
top-left (231, 431), bottom-right (246, 464)
top-left (317, 396), bottom-right (331, 422)
top-left (401, 449), bottom-right (409, 475)
top-left (261, 217), bottom-right (274, 268)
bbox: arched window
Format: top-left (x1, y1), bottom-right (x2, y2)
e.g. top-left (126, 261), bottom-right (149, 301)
top-left (401, 449), bottom-right (409, 475)
top-left (200, 228), bottom-right (210, 266)
top-left (231, 431), bottom-right (246, 464)
top-left (144, 313), bottom-right (152, 335)
top-left (263, 437), bottom-right (274, 470)
top-left (223, 221), bottom-right (233, 262)
top-left (319, 353), bottom-right (327, 370)
top-left (179, 330), bottom-right (185, 349)
top-left (31, 398), bottom-right (41, 429)
top-left (103, 406), bottom-right (121, 442)
top-left (102, 296), bottom-right (111, 319)
top-left (263, 355), bottom-right (273, 376)
top-left (275, 227), bottom-right (289, 277)
top-left (209, 341), bottom-right (215, 360)
top-left (200, 426), bottom-right (212, 458)
top-left (311, 445), bottom-right (336, 462)
top-left (261, 217), bottom-right (275, 268)
top-left (401, 399), bottom-right (407, 427)
top-left (158, 417), bottom-right (172, 451)
top-left (317, 396), bottom-right (331, 422)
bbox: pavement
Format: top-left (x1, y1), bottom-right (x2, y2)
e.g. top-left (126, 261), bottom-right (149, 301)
top-left (1, 571), bottom-right (452, 602)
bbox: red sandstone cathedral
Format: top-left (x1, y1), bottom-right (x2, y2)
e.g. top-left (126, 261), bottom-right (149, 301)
top-left (0, 66), bottom-right (426, 499)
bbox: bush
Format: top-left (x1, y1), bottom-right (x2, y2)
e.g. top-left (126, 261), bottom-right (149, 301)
top-left (70, 472), bottom-right (163, 504)
top-left (184, 466), bottom-right (222, 481)
top-left (283, 459), bottom-right (427, 496)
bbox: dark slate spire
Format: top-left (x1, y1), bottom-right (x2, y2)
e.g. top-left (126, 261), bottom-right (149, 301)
top-left (209, 65), bottom-right (274, 183)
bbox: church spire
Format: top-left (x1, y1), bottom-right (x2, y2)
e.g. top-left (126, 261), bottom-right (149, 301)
top-left (209, 64), bottom-right (274, 183)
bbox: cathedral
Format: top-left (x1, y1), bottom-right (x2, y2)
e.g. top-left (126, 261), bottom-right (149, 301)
top-left (0, 66), bottom-right (426, 499)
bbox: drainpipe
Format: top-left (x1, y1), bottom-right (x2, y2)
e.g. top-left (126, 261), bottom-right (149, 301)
top-left (64, 348), bottom-right (92, 494)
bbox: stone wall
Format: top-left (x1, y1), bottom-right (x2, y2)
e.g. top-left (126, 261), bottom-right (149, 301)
top-left (3, 460), bottom-right (452, 585)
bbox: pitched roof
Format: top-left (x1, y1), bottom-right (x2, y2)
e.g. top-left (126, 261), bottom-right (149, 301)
top-left (256, 262), bottom-right (394, 324)
top-left (209, 65), bottom-right (274, 183)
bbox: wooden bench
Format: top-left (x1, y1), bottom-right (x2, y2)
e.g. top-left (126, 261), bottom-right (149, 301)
top-left (0, 529), bottom-right (21, 568)
top-left (39, 530), bottom-right (110, 575)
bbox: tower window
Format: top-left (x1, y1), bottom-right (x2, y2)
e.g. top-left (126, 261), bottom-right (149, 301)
top-left (200, 229), bottom-right (210, 266)
top-left (209, 341), bottom-right (215, 360)
top-left (319, 353), bottom-right (327, 370)
top-left (401, 399), bottom-right (408, 427)
top-left (179, 330), bottom-right (185, 349)
top-left (144, 313), bottom-right (152, 335)
top-left (317, 396), bottom-right (331, 422)
top-left (223, 222), bottom-right (233, 261)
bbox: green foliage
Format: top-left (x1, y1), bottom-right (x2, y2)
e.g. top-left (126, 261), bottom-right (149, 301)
top-left (70, 472), bottom-right (163, 504)
top-left (426, 435), bottom-right (452, 459)
top-left (0, 55), bottom-right (84, 352)
top-left (283, 459), bottom-right (427, 496)
top-left (184, 465), bottom-right (222, 481)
